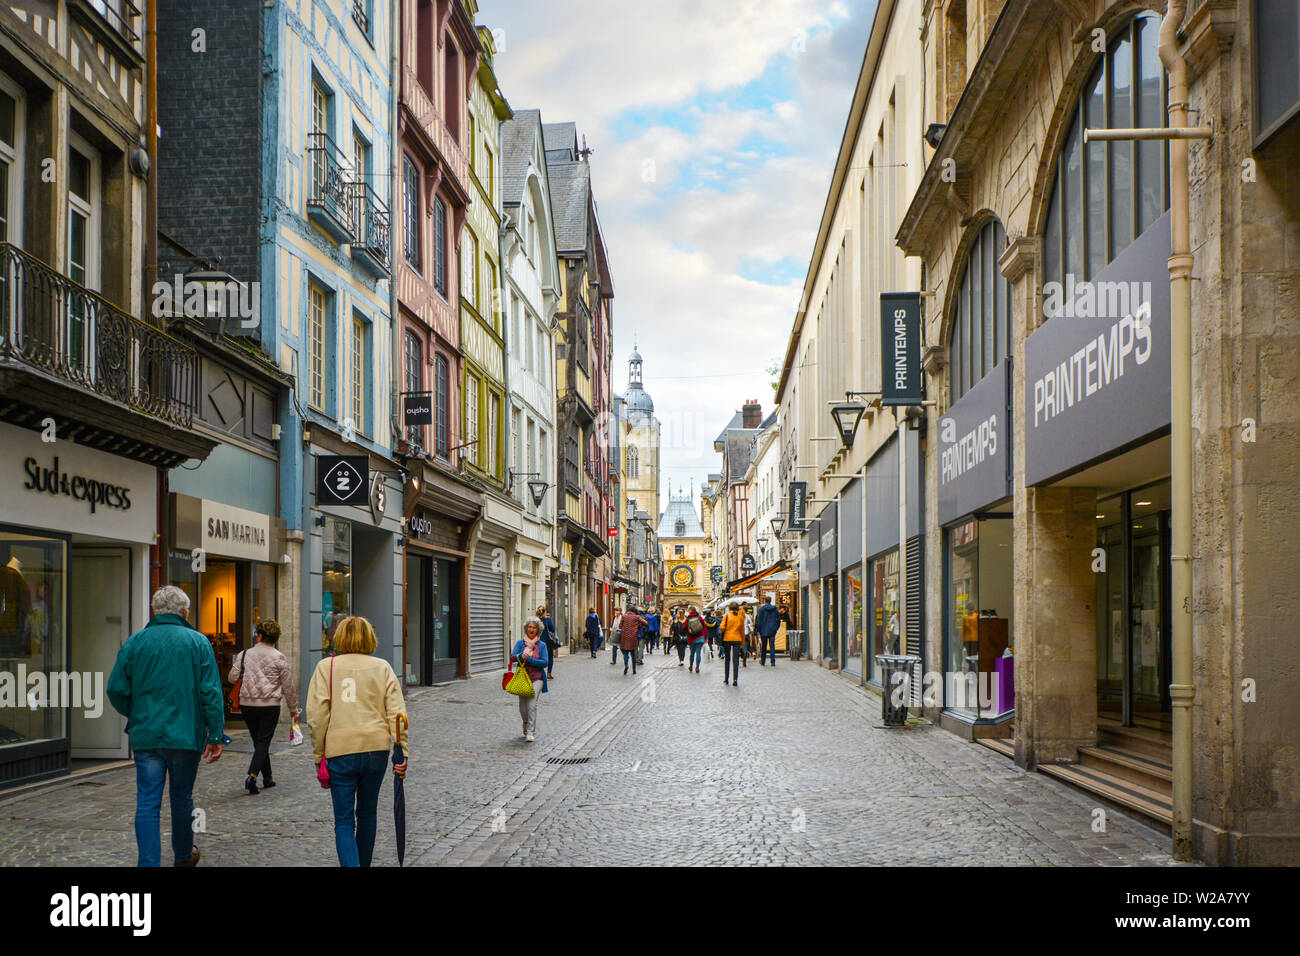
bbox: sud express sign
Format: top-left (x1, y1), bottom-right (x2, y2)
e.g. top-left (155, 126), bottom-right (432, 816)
top-left (23, 455), bottom-right (132, 513)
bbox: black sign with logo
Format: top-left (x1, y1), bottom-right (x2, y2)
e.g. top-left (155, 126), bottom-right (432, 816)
top-left (316, 455), bottom-right (369, 507)
top-left (741, 554), bottom-right (757, 573)
top-left (880, 292), bottom-right (924, 406)
top-left (710, 565), bottom-right (724, 584)
top-left (402, 393), bottom-right (433, 427)
top-left (788, 481), bottom-right (807, 532)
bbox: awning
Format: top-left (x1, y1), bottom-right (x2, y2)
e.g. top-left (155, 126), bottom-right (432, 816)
top-left (724, 559), bottom-right (789, 594)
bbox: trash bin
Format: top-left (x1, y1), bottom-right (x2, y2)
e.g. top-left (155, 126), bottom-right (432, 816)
top-left (874, 654), bottom-right (922, 726)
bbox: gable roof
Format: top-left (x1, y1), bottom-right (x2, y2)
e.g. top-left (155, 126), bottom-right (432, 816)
top-left (500, 108), bottom-right (541, 208)
top-left (545, 160), bottom-right (590, 255)
top-left (543, 122), bottom-right (578, 162)
top-left (657, 496), bottom-right (706, 538)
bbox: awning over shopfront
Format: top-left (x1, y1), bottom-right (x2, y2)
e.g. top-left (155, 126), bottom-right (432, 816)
top-left (724, 559), bottom-right (789, 594)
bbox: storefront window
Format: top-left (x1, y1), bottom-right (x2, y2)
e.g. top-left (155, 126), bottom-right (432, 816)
top-left (322, 516), bottom-right (352, 653)
top-left (842, 565), bottom-right (863, 675)
top-left (0, 531), bottom-right (67, 750)
top-left (869, 551), bottom-right (900, 683)
top-left (821, 575), bottom-right (836, 664)
top-left (944, 518), bottom-right (1014, 717)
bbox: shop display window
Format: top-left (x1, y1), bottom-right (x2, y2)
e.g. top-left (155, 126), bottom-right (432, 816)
top-left (944, 517), bottom-right (1014, 717)
top-left (322, 516), bottom-right (352, 653)
top-left (0, 530), bottom-right (67, 749)
top-left (869, 550), bottom-right (900, 684)
top-left (842, 565), bottom-right (863, 674)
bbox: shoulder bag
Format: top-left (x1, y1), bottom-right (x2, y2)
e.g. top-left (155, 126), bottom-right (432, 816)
top-left (316, 657), bottom-right (334, 789)
top-left (228, 648), bottom-right (249, 714)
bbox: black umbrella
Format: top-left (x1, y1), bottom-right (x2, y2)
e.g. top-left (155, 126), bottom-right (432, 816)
top-left (392, 714), bottom-right (408, 866)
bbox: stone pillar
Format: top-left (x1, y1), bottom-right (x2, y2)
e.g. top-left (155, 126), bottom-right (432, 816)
top-left (1015, 486), bottom-right (1098, 766)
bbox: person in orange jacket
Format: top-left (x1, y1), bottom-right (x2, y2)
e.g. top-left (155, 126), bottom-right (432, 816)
top-left (719, 602), bottom-right (747, 687)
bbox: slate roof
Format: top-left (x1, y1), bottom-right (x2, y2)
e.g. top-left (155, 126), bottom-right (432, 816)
top-left (500, 108), bottom-right (541, 208)
top-left (726, 429), bottom-right (759, 482)
top-left (543, 122), bottom-right (577, 161)
top-left (713, 409), bottom-right (744, 448)
top-left (657, 496), bottom-right (706, 538)
top-left (545, 160), bottom-right (590, 254)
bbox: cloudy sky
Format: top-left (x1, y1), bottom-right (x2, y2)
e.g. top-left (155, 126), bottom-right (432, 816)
top-left (487, 0), bottom-right (876, 518)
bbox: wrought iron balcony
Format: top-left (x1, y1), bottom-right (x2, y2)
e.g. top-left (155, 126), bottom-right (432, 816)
top-left (348, 181), bottom-right (391, 277)
top-left (0, 242), bottom-right (197, 429)
top-left (86, 0), bottom-right (143, 45)
top-left (351, 0), bottom-right (370, 36)
top-left (306, 132), bottom-right (356, 244)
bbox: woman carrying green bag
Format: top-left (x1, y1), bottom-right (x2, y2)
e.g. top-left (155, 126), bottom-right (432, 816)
top-left (510, 618), bottom-right (550, 742)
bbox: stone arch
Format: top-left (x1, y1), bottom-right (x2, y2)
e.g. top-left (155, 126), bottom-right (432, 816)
top-left (1025, 3), bottom-right (1164, 241)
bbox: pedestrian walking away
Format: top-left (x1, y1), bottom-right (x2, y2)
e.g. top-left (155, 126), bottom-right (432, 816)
top-left (636, 612), bottom-right (649, 665)
top-left (307, 616), bottom-right (409, 868)
top-left (107, 585), bottom-right (225, 867)
top-left (704, 609), bottom-right (720, 658)
top-left (609, 606), bottom-right (623, 664)
top-left (720, 602), bottom-right (747, 686)
top-left (755, 597), bottom-right (780, 668)
top-left (619, 605), bottom-right (649, 675)
top-left (229, 619), bottom-right (300, 795)
top-left (646, 608), bottom-right (661, 654)
top-left (585, 606), bottom-right (602, 658)
top-left (685, 605), bottom-right (707, 672)
top-left (670, 609), bottom-right (689, 665)
top-left (742, 606), bottom-right (755, 667)
top-left (537, 605), bottom-right (559, 678)
top-left (512, 618), bottom-right (551, 742)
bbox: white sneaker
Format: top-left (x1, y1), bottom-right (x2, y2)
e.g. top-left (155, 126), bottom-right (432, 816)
top-left (525, 733), bottom-right (535, 742)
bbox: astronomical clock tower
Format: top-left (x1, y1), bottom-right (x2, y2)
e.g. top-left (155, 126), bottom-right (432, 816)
top-left (657, 486), bottom-right (707, 612)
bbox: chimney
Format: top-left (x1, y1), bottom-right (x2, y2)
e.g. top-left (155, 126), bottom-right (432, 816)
top-left (742, 399), bottom-right (761, 429)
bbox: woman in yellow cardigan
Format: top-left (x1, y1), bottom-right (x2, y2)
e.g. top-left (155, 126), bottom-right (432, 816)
top-left (307, 616), bottom-right (408, 867)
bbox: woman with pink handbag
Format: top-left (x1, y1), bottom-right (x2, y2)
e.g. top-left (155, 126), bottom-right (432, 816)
top-left (306, 616), bottom-right (408, 867)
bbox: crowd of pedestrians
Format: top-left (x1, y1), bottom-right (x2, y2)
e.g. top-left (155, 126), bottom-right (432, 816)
top-left (105, 585), bottom-right (791, 869)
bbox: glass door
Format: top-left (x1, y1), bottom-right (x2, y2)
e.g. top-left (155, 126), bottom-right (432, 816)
top-left (1129, 506), bottom-right (1170, 732)
top-left (69, 548), bottom-right (129, 757)
top-left (429, 557), bottom-right (460, 683)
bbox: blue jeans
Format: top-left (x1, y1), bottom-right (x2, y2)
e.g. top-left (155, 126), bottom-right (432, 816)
top-left (327, 750), bottom-right (389, 867)
top-left (689, 642), bottom-right (704, 668)
top-left (133, 748), bottom-right (201, 867)
top-left (761, 635), bottom-right (777, 665)
top-left (622, 648), bottom-right (637, 672)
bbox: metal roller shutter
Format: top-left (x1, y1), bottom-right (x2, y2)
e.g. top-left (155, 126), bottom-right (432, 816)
top-left (906, 535), bottom-right (924, 708)
top-left (469, 546), bottom-right (506, 674)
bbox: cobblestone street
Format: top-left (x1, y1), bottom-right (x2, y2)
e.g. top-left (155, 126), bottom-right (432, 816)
top-left (0, 651), bottom-right (1179, 867)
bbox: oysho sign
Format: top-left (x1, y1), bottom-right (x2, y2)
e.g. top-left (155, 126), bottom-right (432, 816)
top-left (1025, 213), bottom-right (1171, 486)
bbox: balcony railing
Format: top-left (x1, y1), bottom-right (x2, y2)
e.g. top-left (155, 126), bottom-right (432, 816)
top-left (0, 243), bottom-right (197, 429)
top-left (306, 133), bottom-right (391, 274)
top-left (351, 0), bottom-right (370, 36)
top-left (88, 0), bottom-right (143, 45)
top-left (348, 181), bottom-right (391, 275)
top-left (306, 132), bottom-right (356, 244)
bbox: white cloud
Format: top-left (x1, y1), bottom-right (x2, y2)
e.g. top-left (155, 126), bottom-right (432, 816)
top-left (487, 0), bottom-right (876, 504)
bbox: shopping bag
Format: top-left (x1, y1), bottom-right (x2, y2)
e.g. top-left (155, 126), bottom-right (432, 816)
top-left (505, 656), bottom-right (536, 697)
top-left (289, 719), bottom-right (304, 746)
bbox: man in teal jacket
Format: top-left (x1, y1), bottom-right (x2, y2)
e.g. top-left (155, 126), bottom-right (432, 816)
top-left (108, 585), bottom-right (225, 867)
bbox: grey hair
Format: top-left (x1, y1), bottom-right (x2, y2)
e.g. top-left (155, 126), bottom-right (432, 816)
top-left (152, 585), bottom-right (191, 617)
top-left (523, 616), bottom-right (544, 636)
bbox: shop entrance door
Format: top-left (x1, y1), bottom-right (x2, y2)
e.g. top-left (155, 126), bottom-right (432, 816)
top-left (428, 557), bottom-right (459, 684)
top-left (1095, 482), bottom-right (1171, 732)
top-left (70, 548), bottom-right (129, 758)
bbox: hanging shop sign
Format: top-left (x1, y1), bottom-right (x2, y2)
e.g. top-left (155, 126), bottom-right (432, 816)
top-left (710, 565), bottom-right (724, 584)
top-left (788, 481), bottom-right (807, 531)
top-left (317, 454), bottom-right (369, 507)
top-left (402, 393), bottom-right (433, 427)
top-left (741, 554), bottom-right (757, 573)
top-left (880, 292), bottom-right (924, 405)
top-left (1025, 212), bottom-right (1171, 486)
top-left (938, 360), bottom-right (1012, 525)
top-left (368, 472), bottom-right (387, 523)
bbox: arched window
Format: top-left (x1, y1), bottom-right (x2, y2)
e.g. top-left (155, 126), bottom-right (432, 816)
top-left (627, 446), bottom-right (639, 479)
top-left (1042, 12), bottom-right (1168, 296)
top-left (949, 219), bottom-right (1011, 401)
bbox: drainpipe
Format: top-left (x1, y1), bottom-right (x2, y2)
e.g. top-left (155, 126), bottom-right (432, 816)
top-left (390, 0), bottom-right (404, 684)
top-left (1158, 0), bottom-right (1195, 863)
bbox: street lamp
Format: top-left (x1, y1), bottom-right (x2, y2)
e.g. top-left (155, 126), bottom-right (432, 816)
top-left (757, 535), bottom-right (770, 554)
top-left (770, 517), bottom-right (785, 538)
top-left (830, 401), bottom-right (867, 450)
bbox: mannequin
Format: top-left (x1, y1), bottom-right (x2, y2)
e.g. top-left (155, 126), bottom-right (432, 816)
top-left (0, 553), bottom-right (30, 659)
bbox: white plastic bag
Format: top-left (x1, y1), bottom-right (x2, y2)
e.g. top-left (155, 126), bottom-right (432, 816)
top-left (289, 719), bottom-right (305, 747)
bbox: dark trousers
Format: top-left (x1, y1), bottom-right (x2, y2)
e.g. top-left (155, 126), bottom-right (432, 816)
top-left (622, 648), bottom-right (637, 673)
top-left (676, 640), bottom-right (687, 662)
top-left (760, 635), bottom-right (777, 665)
top-left (240, 705), bottom-right (281, 781)
top-left (723, 644), bottom-right (743, 683)
top-left (545, 640), bottom-right (557, 675)
top-left (612, 640), bottom-right (620, 663)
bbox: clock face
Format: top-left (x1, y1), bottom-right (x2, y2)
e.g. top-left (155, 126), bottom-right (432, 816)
top-left (670, 564), bottom-right (695, 588)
